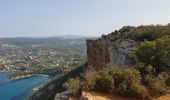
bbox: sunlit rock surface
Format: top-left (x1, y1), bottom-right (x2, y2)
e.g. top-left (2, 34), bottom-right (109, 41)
top-left (86, 32), bottom-right (139, 69)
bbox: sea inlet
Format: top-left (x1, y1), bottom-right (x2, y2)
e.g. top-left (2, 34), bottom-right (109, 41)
top-left (0, 72), bottom-right (50, 100)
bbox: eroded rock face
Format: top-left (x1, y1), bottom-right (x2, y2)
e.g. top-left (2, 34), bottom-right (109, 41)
top-left (86, 32), bottom-right (138, 69)
top-left (86, 38), bottom-right (110, 70)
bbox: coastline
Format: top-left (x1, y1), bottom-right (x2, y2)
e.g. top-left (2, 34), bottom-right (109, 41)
top-left (10, 74), bottom-right (50, 80)
top-left (0, 71), bottom-right (10, 72)
top-left (0, 70), bottom-right (17, 73)
top-left (10, 74), bottom-right (36, 80)
top-left (0, 70), bottom-right (50, 81)
top-left (0, 72), bottom-right (50, 100)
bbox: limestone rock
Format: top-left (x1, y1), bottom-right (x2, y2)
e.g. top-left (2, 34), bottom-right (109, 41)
top-left (86, 32), bottom-right (139, 69)
top-left (55, 91), bottom-right (72, 100)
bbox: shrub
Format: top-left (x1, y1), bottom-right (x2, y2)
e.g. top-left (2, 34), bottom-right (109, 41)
top-left (135, 64), bottom-right (154, 78)
top-left (83, 69), bottom-right (99, 90)
top-left (63, 77), bottom-right (81, 96)
top-left (166, 76), bottom-right (170, 86)
top-left (144, 74), bottom-right (167, 97)
top-left (117, 81), bottom-right (147, 98)
top-left (131, 37), bottom-right (170, 73)
top-left (109, 68), bottom-right (147, 98)
top-left (116, 83), bottom-right (127, 96)
top-left (110, 68), bottom-right (141, 87)
top-left (94, 72), bottom-right (114, 93)
top-left (155, 37), bottom-right (170, 71)
top-left (128, 82), bottom-right (147, 98)
top-left (126, 25), bottom-right (170, 41)
top-left (135, 40), bottom-right (156, 65)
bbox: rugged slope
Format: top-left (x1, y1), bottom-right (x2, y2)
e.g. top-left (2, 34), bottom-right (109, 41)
top-left (86, 31), bottom-right (139, 69)
top-left (29, 24), bottom-right (170, 100)
top-left (87, 25), bottom-right (170, 70)
top-left (28, 64), bottom-right (86, 100)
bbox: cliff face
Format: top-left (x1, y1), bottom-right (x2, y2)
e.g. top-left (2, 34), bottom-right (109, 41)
top-left (86, 38), bottom-right (110, 69)
top-left (86, 32), bottom-right (138, 69)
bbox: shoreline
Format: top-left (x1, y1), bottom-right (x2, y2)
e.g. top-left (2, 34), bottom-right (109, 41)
top-left (0, 72), bottom-right (50, 100)
top-left (0, 71), bottom-right (11, 72)
top-left (0, 70), bottom-right (50, 80)
top-left (10, 74), bottom-right (36, 80)
top-left (10, 74), bottom-right (50, 80)
top-left (0, 70), bottom-right (18, 73)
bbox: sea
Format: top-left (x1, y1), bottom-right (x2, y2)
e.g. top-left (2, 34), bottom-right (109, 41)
top-left (0, 72), bottom-right (50, 100)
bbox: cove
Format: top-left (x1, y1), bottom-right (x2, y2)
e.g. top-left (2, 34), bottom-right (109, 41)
top-left (0, 72), bottom-right (50, 100)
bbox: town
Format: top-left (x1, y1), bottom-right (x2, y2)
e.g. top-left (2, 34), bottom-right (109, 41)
top-left (0, 37), bottom-right (87, 77)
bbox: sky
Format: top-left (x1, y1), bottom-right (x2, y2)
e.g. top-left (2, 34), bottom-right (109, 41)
top-left (0, 0), bottom-right (170, 37)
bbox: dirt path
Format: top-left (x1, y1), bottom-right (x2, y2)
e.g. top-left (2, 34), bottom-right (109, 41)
top-left (80, 91), bottom-right (170, 100)
top-left (155, 94), bottom-right (170, 100)
top-left (81, 90), bottom-right (141, 100)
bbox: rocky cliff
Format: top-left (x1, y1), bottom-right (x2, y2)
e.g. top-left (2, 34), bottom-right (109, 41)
top-left (86, 38), bottom-right (110, 69)
top-left (86, 31), bottom-right (139, 69)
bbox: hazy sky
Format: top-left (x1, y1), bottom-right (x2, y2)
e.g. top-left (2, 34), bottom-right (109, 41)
top-left (0, 0), bottom-right (170, 37)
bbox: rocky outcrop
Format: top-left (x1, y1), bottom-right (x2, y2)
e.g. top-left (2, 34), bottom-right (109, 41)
top-left (86, 32), bottom-right (139, 69)
top-left (55, 91), bottom-right (71, 100)
top-left (86, 38), bottom-right (110, 69)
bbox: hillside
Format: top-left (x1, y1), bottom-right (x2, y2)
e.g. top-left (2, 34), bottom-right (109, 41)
top-left (87, 24), bottom-right (170, 69)
top-left (29, 24), bottom-right (170, 100)
top-left (83, 24), bottom-right (170, 100)
top-left (28, 64), bottom-right (86, 100)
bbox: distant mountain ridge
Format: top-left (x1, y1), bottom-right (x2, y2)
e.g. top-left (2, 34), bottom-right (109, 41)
top-left (0, 35), bottom-right (97, 39)
top-left (0, 36), bottom-right (97, 47)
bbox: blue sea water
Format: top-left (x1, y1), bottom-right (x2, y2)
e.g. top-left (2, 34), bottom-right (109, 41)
top-left (0, 72), bottom-right (50, 100)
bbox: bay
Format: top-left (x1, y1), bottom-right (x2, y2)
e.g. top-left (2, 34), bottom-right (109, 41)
top-left (0, 72), bottom-right (50, 100)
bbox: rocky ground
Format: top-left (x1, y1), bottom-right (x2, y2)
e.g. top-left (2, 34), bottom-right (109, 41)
top-left (55, 90), bottom-right (170, 100)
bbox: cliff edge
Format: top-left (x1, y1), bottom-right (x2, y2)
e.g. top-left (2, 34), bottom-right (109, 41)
top-left (86, 30), bottom-right (139, 69)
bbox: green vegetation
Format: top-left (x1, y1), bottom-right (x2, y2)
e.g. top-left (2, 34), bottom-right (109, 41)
top-left (63, 77), bottom-right (82, 96)
top-left (131, 37), bottom-right (170, 72)
top-left (127, 34), bottom-right (170, 98)
top-left (122, 25), bottom-right (170, 41)
top-left (94, 72), bottom-right (114, 93)
top-left (76, 25), bottom-right (170, 99)
top-left (29, 25), bottom-right (170, 99)
top-left (0, 37), bottom-right (87, 79)
top-left (144, 73), bottom-right (167, 97)
top-left (109, 68), bottom-right (147, 98)
top-left (82, 68), bottom-right (147, 98)
top-left (166, 76), bottom-right (170, 86)
top-left (81, 67), bottom-right (169, 99)
top-left (29, 64), bottom-right (84, 100)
